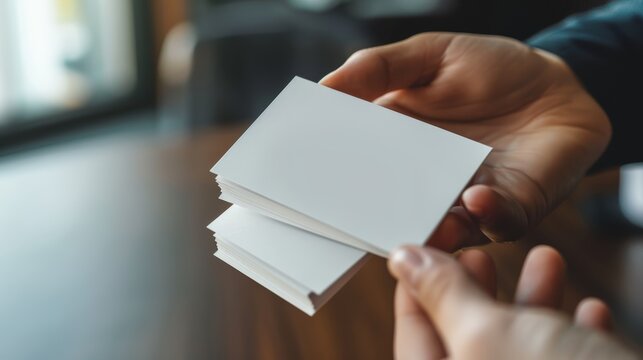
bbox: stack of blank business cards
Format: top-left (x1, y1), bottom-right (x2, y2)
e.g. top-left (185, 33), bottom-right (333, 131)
top-left (208, 77), bottom-right (491, 315)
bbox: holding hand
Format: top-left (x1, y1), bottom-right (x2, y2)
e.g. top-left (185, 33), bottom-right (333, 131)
top-left (321, 33), bottom-right (611, 249)
top-left (388, 245), bottom-right (635, 359)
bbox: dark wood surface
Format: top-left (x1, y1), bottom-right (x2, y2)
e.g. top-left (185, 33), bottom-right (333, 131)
top-left (0, 124), bottom-right (640, 359)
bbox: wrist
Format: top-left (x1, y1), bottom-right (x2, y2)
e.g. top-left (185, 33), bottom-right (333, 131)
top-left (534, 47), bottom-right (612, 158)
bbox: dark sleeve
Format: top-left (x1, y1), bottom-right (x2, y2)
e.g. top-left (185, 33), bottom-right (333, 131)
top-left (527, 0), bottom-right (643, 171)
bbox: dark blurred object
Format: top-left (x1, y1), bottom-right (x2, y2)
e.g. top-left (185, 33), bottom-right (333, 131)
top-left (158, 0), bottom-right (610, 129)
top-left (357, 0), bottom-right (610, 45)
top-left (580, 194), bottom-right (643, 235)
top-left (163, 1), bottom-right (370, 128)
top-left (578, 164), bottom-right (643, 235)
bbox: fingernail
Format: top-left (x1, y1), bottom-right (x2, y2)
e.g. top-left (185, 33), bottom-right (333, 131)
top-left (389, 247), bottom-right (424, 282)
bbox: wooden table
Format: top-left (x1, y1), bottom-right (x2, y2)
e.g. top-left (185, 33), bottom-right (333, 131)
top-left (0, 124), bottom-right (640, 359)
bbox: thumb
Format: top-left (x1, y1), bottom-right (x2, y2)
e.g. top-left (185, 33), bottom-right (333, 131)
top-left (320, 33), bottom-right (454, 101)
top-left (388, 246), bottom-right (497, 349)
top-left (462, 184), bottom-right (530, 242)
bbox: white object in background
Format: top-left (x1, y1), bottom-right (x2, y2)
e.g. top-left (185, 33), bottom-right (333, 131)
top-left (620, 163), bottom-right (643, 227)
top-left (0, 0), bottom-right (137, 119)
top-left (95, 0), bottom-right (137, 95)
top-left (9, 0), bottom-right (66, 108)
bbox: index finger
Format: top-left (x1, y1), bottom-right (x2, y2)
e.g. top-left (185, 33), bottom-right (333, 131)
top-left (394, 283), bottom-right (446, 360)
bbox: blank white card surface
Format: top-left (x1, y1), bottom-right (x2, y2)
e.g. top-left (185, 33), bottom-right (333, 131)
top-left (213, 77), bottom-right (491, 255)
top-left (209, 205), bottom-right (366, 295)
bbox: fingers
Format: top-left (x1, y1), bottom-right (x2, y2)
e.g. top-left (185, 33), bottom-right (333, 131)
top-left (388, 246), bottom-right (496, 350)
top-left (427, 206), bottom-right (487, 252)
top-left (393, 248), bottom-right (496, 359)
top-left (574, 297), bottom-right (612, 332)
top-left (394, 283), bottom-right (446, 360)
top-left (461, 184), bottom-right (529, 242)
top-left (320, 33), bottom-right (454, 101)
top-left (515, 245), bottom-right (566, 308)
top-left (394, 249), bottom-right (496, 359)
top-left (457, 249), bottom-right (497, 297)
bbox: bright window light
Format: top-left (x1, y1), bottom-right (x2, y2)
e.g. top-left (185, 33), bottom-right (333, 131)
top-left (0, 0), bottom-right (137, 126)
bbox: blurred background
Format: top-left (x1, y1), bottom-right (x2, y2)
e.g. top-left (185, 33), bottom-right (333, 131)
top-left (0, 0), bottom-right (641, 359)
top-left (0, 0), bottom-right (607, 137)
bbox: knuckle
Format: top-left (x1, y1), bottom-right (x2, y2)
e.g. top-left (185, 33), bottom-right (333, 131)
top-left (407, 32), bottom-right (432, 43)
top-left (348, 48), bottom-right (375, 62)
top-left (459, 309), bottom-right (510, 349)
top-left (415, 259), bottom-right (461, 301)
top-left (407, 32), bottom-right (444, 45)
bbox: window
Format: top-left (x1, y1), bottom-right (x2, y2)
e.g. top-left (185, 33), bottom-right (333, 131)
top-left (0, 0), bottom-right (152, 136)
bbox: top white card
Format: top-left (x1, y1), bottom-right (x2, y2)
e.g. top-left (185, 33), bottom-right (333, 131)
top-left (213, 77), bottom-right (491, 255)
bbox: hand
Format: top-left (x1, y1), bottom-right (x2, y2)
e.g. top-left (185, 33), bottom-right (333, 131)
top-left (321, 33), bottom-right (611, 249)
top-left (387, 245), bottom-right (636, 359)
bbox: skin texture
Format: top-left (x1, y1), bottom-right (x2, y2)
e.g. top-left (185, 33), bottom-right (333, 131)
top-left (320, 33), bottom-right (612, 248)
top-left (388, 246), bottom-right (636, 359)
